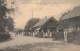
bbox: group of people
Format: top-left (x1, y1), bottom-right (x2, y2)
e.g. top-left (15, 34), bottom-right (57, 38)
top-left (15, 31), bottom-right (24, 36)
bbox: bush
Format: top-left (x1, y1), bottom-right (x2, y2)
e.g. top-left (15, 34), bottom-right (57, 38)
top-left (37, 32), bottom-right (43, 38)
top-left (67, 31), bottom-right (80, 44)
top-left (0, 32), bottom-right (11, 41)
top-left (53, 32), bottom-right (64, 40)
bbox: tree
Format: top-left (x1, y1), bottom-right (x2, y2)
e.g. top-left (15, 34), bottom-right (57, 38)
top-left (0, 0), bottom-right (15, 41)
top-left (7, 16), bottom-right (14, 31)
top-left (24, 18), bottom-right (40, 31)
top-left (0, 0), bottom-right (15, 32)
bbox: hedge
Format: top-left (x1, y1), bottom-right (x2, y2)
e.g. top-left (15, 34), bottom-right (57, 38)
top-left (67, 31), bottom-right (80, 44)
top-left (0, 32), bottom-right (11, 41)
top-left (53, 32), bottom-right (64, 40)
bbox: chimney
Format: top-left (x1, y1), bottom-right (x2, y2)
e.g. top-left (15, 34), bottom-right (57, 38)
top-left (45, 16), bottom-right (47, 19)
top-left (42, 19), bottom-right (44, 21)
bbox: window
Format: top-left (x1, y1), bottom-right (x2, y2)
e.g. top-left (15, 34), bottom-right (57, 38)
top-left (69, 28), bottom-right (73, 32)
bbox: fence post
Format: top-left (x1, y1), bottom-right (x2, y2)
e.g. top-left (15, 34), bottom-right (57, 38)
top-left (64, 29), bottom-right (67, 42)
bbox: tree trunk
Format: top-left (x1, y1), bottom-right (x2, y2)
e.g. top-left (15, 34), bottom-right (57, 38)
top-left (0, 18), bottom-right (5, 32)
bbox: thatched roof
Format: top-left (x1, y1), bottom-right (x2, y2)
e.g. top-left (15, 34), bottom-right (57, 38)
top-left (33, 17), bottom-right (58, 28)
top-left (61, 6), bottom-right (80, 20)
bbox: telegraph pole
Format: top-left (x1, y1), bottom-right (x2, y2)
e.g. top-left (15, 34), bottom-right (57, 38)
top-left (32, 10), bottom-right (33, 19)
top-left (31, 9), bottom-right (34, 36)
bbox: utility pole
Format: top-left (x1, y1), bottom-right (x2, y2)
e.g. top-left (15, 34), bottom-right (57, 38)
top-left (32, 10), bottom-right (33, 19)
top-left (31, 9), bottom-right (34, 36)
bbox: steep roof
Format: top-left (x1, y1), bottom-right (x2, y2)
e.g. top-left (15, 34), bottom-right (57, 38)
top-left (33, 17), bottom-right (58, 28)
top-left (61, 6), bottom-right (80, 20)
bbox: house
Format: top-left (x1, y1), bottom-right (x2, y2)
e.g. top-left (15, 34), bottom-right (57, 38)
top-left (33, 16), bottom-right (60, 38)
top-left (59, 6), bottom-right (80, 42)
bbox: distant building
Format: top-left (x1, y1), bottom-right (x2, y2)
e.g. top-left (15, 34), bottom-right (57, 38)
top-left (60, 6), bottom-right (80, 42)
top-left (33, 17), bottom-right (60, 38)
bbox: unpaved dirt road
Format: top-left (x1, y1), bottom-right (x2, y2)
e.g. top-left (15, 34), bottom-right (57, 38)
top-left (0, 32), bottom-right (80, 51)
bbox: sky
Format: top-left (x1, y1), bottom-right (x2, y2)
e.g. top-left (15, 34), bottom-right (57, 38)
top-left (7, 0), bottom-right (80, 29)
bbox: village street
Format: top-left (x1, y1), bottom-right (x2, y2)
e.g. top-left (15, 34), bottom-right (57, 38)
top-left (0, 32), bottom-right (80, 51)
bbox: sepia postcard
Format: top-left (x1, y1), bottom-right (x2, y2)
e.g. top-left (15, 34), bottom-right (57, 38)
top-left (0, 0), bottom-right (80, 51)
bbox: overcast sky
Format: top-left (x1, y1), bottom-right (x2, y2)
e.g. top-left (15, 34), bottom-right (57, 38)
top-left (7, 0), bottom-right (80, 29)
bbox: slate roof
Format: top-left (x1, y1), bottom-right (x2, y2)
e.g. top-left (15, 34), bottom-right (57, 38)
top-left (61, 6), bottom-right (80, 20)
top-left (33, 17), bottom-right (58, 28)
